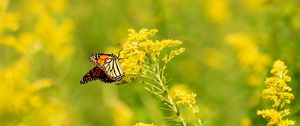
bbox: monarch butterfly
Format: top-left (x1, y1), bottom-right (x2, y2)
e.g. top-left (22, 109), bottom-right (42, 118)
top-left (80, 66), bottom-right (116, 84)
top-left (89, 53), bottom-right (125, 81)
top-left (80, 53), bottom-right (125, 84)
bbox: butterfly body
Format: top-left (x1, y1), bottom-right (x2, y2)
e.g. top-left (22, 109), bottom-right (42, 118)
top-left (80, 53), bottom-right (124, 84)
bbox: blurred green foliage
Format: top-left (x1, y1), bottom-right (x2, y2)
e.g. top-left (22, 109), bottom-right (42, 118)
top-left (1, 0), bottom-right (300, 126)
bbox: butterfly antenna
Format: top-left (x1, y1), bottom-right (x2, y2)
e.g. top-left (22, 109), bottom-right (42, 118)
top-left (115, 46), bottom-right (129, 60)
top-left (117, 48), bottom-right (123, 58)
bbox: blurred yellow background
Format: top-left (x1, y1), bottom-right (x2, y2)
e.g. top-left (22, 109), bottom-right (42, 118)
top-left (1, 0), bottom-right (300, 126)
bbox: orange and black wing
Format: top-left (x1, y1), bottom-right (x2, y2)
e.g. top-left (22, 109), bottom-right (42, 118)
top-left (89, 53), bottom-right (113, 67)
top-left (80, 66), bottom-right (116, 84)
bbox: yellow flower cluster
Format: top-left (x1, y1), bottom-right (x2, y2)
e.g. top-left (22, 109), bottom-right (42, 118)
top-left (170, 85), bottom-right (200, 121)
top-left (225, 33), bottom-right (271, 86)
top-left (0, 0), bottom-right (74, 63)
top-left (0, 0), bottom-right (74, 125)
top-left (257, 109), bottom-right (294, 126)
top-left (170, 86), bottom-right (196, 106)
top-left (225, 33), bottom-right (271, 70)
top-left (127, 29), bottom-right (158, 42)
top-left (257, 60), bottom-right (295, 126)
top-left (162, 47), bottom-right (185, 64)
top-left (169, 84), bottom-right (202, 125)
top-left (0, 12), bottom-right (19, 31)
top-left (262, 60), bottom-right (294, 108)
top-left (119, 28), bottom-right (184, 82)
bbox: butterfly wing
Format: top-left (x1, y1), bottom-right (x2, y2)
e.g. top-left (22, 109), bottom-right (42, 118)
top-left (103, 56), bottom-right (125, 81)
top-left (80, 66), bottom-right (115, 84)
top-left (85, 53), bottom-right (124, 83)
top-left (89, 53), bottom-right (113, 67)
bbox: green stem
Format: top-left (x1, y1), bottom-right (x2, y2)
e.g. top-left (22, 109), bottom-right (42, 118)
top-left (154, 62), bottom-right (187, 126)
top-left (197, 119), bottom-right (203, 126)
top-left (178, 115), bottom-right (187, 126)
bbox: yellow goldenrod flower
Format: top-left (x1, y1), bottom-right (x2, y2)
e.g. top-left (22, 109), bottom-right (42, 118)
top-left (0, 12), bottom-right (19, 31)
top-left (127, 28), bottom-right (158, 42)
top-left (35, 12), bottom-right (74, 64)
top-left (169, 84), bottom-right (201, 124)
top-left (262, 60), bottom-right (294, 108)
top-left (225, 33), bottom-right (271, 86)
top-left (162, 47), bottom-right (185, 64)
top-left (257, 60), bottom-right (295, 126)
top-left (257, 109), bottom-right (295, 126)
top-left (119, 28), bottom-right (184, 82)
top-left (257, 109), bottom-right (281, 125)
top-left (225, 33), bottom-right (271, 69)
top-left (170, 86), bottom-right (196, 106)
top-left (119, 29), bottom-right (156, 81)
top-left (0, 0), bottom-right (75, 125)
